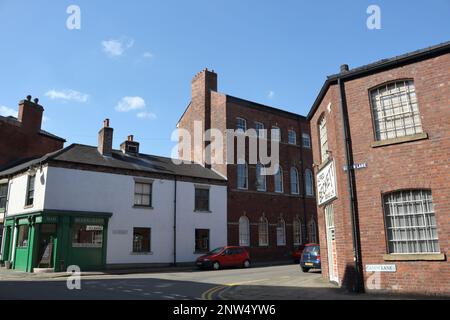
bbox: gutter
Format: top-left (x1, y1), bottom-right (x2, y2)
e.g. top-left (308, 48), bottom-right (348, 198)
top-left (338, 76), bottom-right (364, 293)
top-left (173, 176), bottom-right (178, 266)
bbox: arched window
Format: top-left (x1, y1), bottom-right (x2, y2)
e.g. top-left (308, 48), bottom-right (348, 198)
top-left (384, 190), bottom-right (440, 254)
top-left (308, 219), bottom-right (318, 243)
top-left (258, 217), bottom-right (269, 246)
top-left (274, 166), bottom-right (284, 193)
top-left (239, 216), bottom-right (250, 247)
top-left (302, 133), bottom-right (311, 149)
top-left (271, 126), bottom-right (281, 142)
top-left (288, 130), bottom-right (297, 145)
top-left (236, 117), bottom-right (247, 133)
top-left (237, 162), bottom-right (248, 189)
top-left (319, 115), bottom-right (329, 163)
top-left (293, 218), bottom-right (303, 246)
top-left (276, 218), bottom-right (286, 246)
top-left (305, 169), bottom-right (314, 196)
top-left (290, 167), bottom-right (299, 195)
top-left (256, 163), bottom-right (267, 192)
top-left (370, 80), bottom-right (423, 141)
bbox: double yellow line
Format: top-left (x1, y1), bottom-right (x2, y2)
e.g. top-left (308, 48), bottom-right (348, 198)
top-left (201, 279), bottom-right (270, 300)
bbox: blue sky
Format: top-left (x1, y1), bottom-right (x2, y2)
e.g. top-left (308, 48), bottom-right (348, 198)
top-left (0, 0), bottom-right (449, 157)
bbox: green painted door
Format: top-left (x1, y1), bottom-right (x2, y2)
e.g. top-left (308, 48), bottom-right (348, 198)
top-left (14, 225), bottom-right (31, 271)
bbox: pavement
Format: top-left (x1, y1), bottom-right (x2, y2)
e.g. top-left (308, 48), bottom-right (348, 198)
top-left (0, 264), bottom-right (442, 300)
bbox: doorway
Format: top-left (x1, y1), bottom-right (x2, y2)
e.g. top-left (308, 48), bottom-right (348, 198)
top-left (325, 205), bottom-right (338, 283)
top-left (37, 224), bottom-right (57, 269)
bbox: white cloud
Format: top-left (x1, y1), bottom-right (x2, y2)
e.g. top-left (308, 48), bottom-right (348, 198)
top-left (102, 38), bottom-right (134, 57)
top-left (0, 105), bottom-right (18, 118)
top-left (268, 91), bottom-right (275, 99)
top-left (142, 52), bottom-right (154, 59)
top-left (45, 89), bottom-right (89, 103)
top-left (137, 111), bottom-right (157, 120)
top-left (116, 96), bottom-right (146, 112)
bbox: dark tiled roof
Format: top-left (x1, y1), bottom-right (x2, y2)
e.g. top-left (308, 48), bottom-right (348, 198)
top-left (0, 115), bottom-right (66, 142)
top-left (307, 41), bottom-right (450, 119)
top-left (0, 144), bottom-right (226, 182)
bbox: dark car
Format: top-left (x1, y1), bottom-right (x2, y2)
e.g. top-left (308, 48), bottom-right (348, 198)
top-left (196, 246), bottom-right (251, 270)
top-left (292, 245), bottom-right (305, 263)
top-left (300, 244), bottom-right (321, 273)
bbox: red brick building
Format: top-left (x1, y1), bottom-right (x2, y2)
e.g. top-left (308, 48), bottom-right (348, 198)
top-left (0, 96), bottom-right (65, 169)
top-left (308, 42), bottom-right (449, 296)
top-left (178, 70), bottom-right (317, 262)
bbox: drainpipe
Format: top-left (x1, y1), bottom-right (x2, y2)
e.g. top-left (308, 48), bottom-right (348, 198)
top-left (337, 75), bottom-right (364, 293)
top-left (173, 176), bottom-right (178, 267)
top-left (298, 119), bottom-right (309, 244)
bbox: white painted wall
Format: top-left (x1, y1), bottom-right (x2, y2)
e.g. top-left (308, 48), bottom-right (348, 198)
top-left (6, 167), bottom-right (47, 216)
top-left (44, 167), bottom-right (227, 264)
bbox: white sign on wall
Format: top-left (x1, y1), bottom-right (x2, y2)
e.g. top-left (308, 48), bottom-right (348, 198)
top-left (317, 160), bottom-right (338, 206)
top-left (366, 264), bottom-right (397, 273)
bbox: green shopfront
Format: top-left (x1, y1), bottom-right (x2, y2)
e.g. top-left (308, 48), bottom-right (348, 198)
top-left (2, 210), bottom-right (112, 272)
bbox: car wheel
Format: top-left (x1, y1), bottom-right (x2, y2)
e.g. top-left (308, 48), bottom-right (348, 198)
top-left (212, 262), bottom-right (221, 270)
top-left (302, 267), bottom-right (310, 273)
top-left (243, 260), bottom-right (251, 268)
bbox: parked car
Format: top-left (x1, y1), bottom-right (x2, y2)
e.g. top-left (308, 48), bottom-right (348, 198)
top-left (300, 244), bottom-right (321, 273)
top-left (196, 246), bottom-right (251, 270)
top-left (292, 245), bottom-right (305, 263)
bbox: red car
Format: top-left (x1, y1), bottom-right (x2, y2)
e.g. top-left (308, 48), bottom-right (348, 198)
top-left (292, 245), bottom-right (305, 263)
top-left (196, 246), bottom-right (251, 270)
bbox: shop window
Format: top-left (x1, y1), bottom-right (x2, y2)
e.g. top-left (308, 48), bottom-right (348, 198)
top-left (72, 224), bottom-right (103, 248)
top-left (17, 225), bottom-right (29, 248)
top-left (195, 187), bottom-right (210, 212)
top-left (195, 229), bottom-right (210, 253)
top-left (133, 227), bottom-right (151, 253)
top-left (134, 182), bottom-right (152, 207)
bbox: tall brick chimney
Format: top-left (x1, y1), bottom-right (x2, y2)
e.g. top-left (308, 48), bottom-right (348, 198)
top-left (18, 95), bottom-right (43, 132)
top-left (191, 68), bottom-right (217, 168)
top-left (98, 119), bottom-right (113, 156)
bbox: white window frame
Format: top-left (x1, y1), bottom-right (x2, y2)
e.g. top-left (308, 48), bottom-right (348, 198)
top-left (305, 169), bottom-right (314, 197)
top-left (288, 130), bottom-right (297, 145)
top-left (259, 217), bottom-right (269, 247)
top-left (290, 167), bottom-right (299, 195)
top-left (271, 126), bottom-right (281, 142)
top-left (319, 115), bottom-right (329, 163)
top-left (308, 219), bottom-right (318, 243)
top-left (256, 163), bottom-right (267, 192)
top-left (383, 190), bottom-right (440, 254)
top-left (370, 80), bottom-right (423, 142)
top-left (254, 121), bottom-right (265, 139)
top-left (239, 216), bottom-right (250, 247)
top-left (274, 166), bottom-right (284, 193)
top-left (293, 218), bottom-right (303, 246)
top-left (276, 218), bottom-right (286, 246)
top-left (302, 133), bottom-right (311, 149)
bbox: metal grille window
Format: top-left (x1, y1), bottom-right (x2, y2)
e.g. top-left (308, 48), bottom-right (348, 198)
top-left (255, 121), bottom-right (265, 138)
top-left (302, 133), bottom-right (311, 149)
top-left (259, 217), bottom-right (269, 246)
top-left (25, 175), bottom-right (35, 207)
top-left (236, 117), bottom-right (247, 133)
top-left (0, 183), bottom-right (8, 211)
top-left (370, 80), bottom-right (423, 141)
top-left (305, 169), bottom-right (314, 197)
top-left (256, 163), bottom-right (267, 192)
top-left (239, 216), bottom-right (250, 247)
top-left (134, 182), bottom-right (152, 207)
top-left (288, 130), bottom-right (297, 145)
top-left (319, 116), bottom-right (329, 163)
top-left (237, 163), bottom-right (248, 189)
top-left (195, 188), bottom-right (210, 211)
top-left (276, 219), bottom-right (286, 246)
top-left (274, 166), bottom-right (284, 193)
top-left (293, 218), bottom-right (303, 245)
top-left (133, 228), bottom-right (151, 253)
top-left (384, 190), bottom-right (440, 254)
top-left (290, 167), bottom-right (299, 195)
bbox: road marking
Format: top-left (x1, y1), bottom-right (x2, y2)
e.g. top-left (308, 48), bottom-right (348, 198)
top-left (201, 285), bottom-right (227, 300)
top-left (226, 279), bottom-right (270, 286)
top-left (201, 279), bottom-right (271, 300)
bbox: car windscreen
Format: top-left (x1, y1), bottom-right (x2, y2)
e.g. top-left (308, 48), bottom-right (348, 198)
top-left (303, 246), bottom-right (320, 255)
top-left (208, 247), bottom-right (224, 255)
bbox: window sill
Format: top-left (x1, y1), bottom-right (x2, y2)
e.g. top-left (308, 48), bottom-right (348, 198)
top-left (133, 205), bottom-right (154, 210)
top-left (383, 253), bottom-right (446, 262)
top-left (371, 133), bottom-right (428, 148)
top-left (194, 251), bottom-right (209, 255)
top-left (131, 252), bottom-right (153, 256)
top-left (195, 210), bottom-right (212, 214)
top-left (24, 205), bottom-right (34, 210)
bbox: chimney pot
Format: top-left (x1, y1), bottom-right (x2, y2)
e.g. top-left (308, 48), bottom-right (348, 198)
top-left (34, 98), bottom-right (39, 104)
top-left (128, 135), bottom-right (134, 142)
top-left (26, 95), bottom-right (32, 101)
top-left (104, 119), bottom-right (110, 128)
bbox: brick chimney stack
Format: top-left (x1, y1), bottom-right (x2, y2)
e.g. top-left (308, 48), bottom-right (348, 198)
top-left (18, 95), bottom-right (44, 132)
top-left (98, 119), bottom-right (114, 156)
top-left (120, 134), bottom-right (140, 155)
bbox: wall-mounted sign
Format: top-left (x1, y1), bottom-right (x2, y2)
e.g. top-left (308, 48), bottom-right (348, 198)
top-left (317, 160), bottom-right (338, 206)
top-left (86, 225), bottom-right (104, 231)
top-left (366, 264), bottom-right (397, 273)
top-left (343, 162), bottom-right (368, 172)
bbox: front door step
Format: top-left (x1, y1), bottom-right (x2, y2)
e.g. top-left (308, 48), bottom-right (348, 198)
top-left (33, 268), bottom-right (55, 274)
